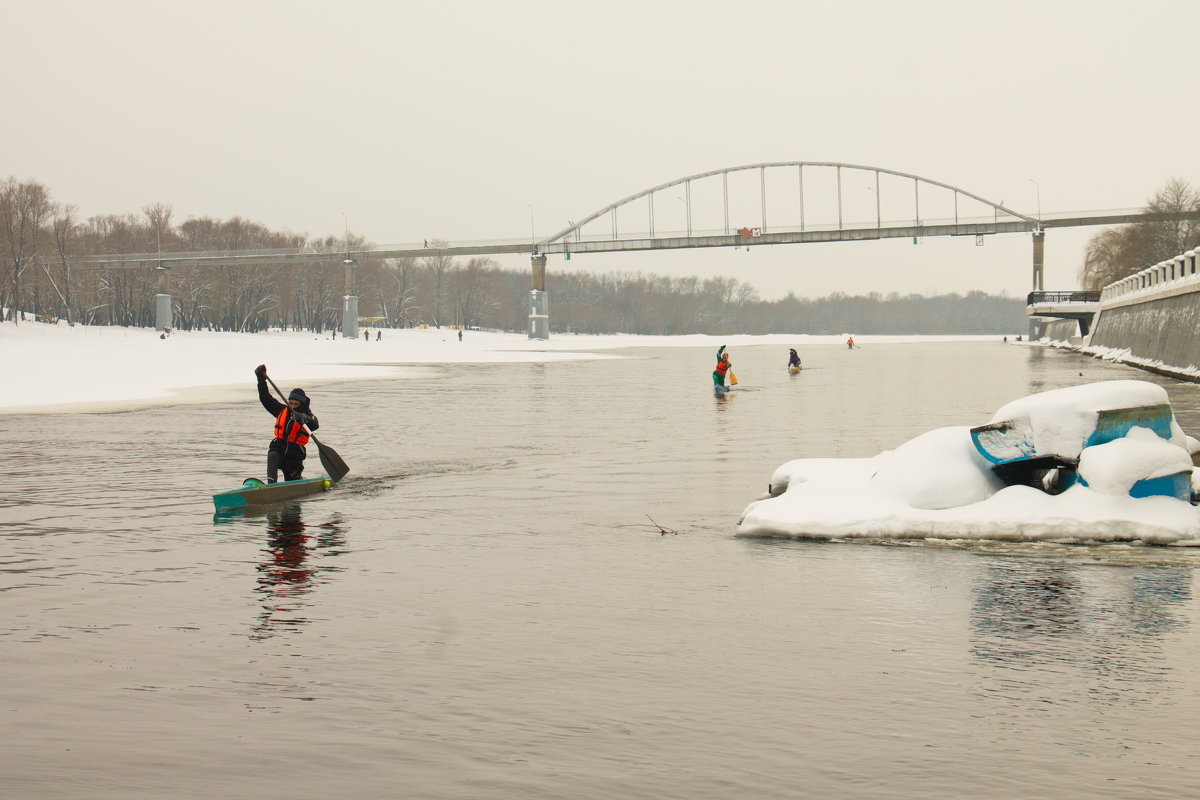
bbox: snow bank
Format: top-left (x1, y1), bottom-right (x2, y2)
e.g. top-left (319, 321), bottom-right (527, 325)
top-left (739, 380), bottom-right (1200, 545)
top-left (0, 322), bottom-right (1000, 414)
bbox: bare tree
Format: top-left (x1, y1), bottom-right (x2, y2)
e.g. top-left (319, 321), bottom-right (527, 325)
top-left (142, 202), bottom-right (174, 256)
top-left (450, 257), bottom-right (501, 329)
top-left (0, 178), bottom-right (54, 323)
top-left (380, 257), bottom-right (420, 327)
top-left (1079, 178), bottom-right (1200, 289)
top-left (43, 205), bottom-right (78, 324)
top-left (1145, 178), bottom-right (1200, 261)
top-left (421, 240), bottom-right (454, 327)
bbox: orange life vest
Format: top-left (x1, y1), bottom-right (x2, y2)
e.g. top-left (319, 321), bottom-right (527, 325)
top-left (274, 408), bottom-right (310, 446)
top-left (715, 360), bottom-right (730, 376)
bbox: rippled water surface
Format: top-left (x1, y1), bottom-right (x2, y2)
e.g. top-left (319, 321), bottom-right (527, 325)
top-left (5, 341), bottom-right (1200, 799)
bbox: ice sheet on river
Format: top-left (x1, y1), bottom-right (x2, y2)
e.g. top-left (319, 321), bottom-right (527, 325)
top-left (737, 380), bottom-right (1200, 545)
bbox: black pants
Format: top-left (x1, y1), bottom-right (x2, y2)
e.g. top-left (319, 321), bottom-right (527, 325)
top-left (267, 449), bottom-right (304, 483)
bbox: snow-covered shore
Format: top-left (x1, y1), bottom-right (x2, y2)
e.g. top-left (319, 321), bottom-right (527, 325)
top-left (0, 321), bottom-right (1000, 415)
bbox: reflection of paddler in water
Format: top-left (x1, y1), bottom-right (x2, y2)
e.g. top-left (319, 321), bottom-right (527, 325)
top-left (251, 503), bottom-right (315, 640)
top-left (248, 503), bottom-right (348, 640)
top-left (259, 503), bottom-right (312, 593)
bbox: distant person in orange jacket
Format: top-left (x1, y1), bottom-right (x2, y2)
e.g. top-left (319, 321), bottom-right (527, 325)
top-left (847, 336), bottom-right (855, 349)
top-left (713, 345), bottom-right (731, 387)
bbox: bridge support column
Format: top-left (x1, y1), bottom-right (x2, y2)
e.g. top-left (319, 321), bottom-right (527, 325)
top-left (341, 258), bottom-right (359, 339)
top-left (1032, 230), bottom-right (1045, 291)
top-left (154, 266), bottom-right (172, 331)
top-left (1030, 230), bottom-right (1045, 339)
top-left (529, 254), bottom-right (548, 340)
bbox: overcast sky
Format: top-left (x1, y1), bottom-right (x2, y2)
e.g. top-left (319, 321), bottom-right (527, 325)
top-left (7, 0), bottom-right (1198, 300)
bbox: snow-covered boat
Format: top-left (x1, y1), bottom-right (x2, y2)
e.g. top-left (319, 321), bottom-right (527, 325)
top-left (969, 382), bottom-right (1192, 500)
top-left (737, 380), bottom-right (1200, 543)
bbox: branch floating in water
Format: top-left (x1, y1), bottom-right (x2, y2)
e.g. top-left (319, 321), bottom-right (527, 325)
top-left (646, 514), bottom-right (680, 535)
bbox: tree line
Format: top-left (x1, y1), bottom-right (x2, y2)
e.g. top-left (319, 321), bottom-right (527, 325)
top-left (1078, 178), bottom-right (1200, 291)
top-left (1, 177), bottom-right (1028, 334)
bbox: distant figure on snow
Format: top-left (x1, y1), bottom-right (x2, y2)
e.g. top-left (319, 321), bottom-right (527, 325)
top-left (254, 364), bottom-right (319, 484)
top-left (458, 330), bottom-right (463, 342)
top-left (363, 330), bottom-right (369, 341)
top-left (376, 331), bottom-right (382, 341)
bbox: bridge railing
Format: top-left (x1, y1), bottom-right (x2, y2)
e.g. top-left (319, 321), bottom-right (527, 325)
top-left (1100, 249), bottom-right (1200, 303)
top-left (1027, 291), bottom-right (1101, 305)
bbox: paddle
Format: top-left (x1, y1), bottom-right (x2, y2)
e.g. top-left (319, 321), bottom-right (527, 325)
top-left (729, 371), bottom-right (739, 386)
top-left (262, 372), bottom-right (350, 484)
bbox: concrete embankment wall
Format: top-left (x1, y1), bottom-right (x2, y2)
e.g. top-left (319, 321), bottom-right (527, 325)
top-left (1085, 248), bottom-right (1200, 373)
top-left (1088, 292), bottom-right (1200, 370)
top-left (1039, 319), bottom-right (1082, 342)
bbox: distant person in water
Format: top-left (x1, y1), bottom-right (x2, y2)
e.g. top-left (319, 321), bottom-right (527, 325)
top-left (788, 348), bottom-right (801, 369)
top-left (254, 364), bottom-right (319, 484)
top-left (847, 336), bottom-right (855, 349)
top-left (713, 345), bottom-right (731, 387)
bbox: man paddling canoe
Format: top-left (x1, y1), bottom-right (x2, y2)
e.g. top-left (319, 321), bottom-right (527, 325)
top-left (254, 364), bottom-right (319, 483)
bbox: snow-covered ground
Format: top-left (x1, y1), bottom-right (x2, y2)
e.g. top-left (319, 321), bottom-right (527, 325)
top-left (738, 380), bottom-right (1200, 545)
top-left (0, 320), bottom-right (996, 414)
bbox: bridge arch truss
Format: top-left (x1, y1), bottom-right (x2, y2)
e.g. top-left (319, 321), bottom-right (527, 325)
top-left (538, 161), bottom-right (1039, 255)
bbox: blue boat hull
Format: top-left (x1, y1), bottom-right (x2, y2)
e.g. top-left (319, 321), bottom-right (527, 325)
top-left (970, 403), bottom-right (1189, 500)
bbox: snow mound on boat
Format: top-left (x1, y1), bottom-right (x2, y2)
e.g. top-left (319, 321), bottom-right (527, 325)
top-left (738, 380), bottom-right (1200, 545)
top-left (1077, 427), bottom-right (1193, 495)
top-left (870, 426), bottom-right (1005, 509)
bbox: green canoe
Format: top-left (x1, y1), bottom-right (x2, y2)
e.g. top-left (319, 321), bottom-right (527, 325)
top-left (212, 475), bottom-right (336, 510)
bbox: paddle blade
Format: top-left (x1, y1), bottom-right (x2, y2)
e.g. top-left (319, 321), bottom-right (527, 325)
top-left (313, 437), bottom-right (350, 483)
top-left (729, 372), bottom-right (739, 386)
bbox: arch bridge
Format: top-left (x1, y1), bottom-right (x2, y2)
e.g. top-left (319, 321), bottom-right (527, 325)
top-left (82, 161), bottom-right (1198, 339)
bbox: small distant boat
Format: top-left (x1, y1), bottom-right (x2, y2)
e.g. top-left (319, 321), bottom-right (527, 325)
top-left (213, 475), bottom-right (337, 510)
top-left (788, 364), bottom-right (801, 375)
top-left (714, 383), bottom-right (731, 395)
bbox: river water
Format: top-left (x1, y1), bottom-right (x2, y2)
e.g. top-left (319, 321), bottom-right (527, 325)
top-left (4, 340), bottom-right (1200, 799)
